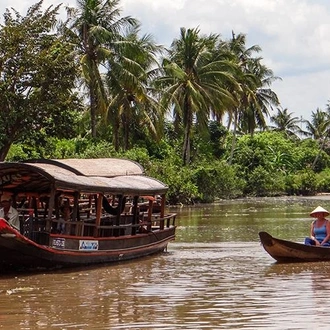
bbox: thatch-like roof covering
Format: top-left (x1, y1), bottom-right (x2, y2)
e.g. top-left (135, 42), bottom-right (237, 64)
top-left (0, 159), bottom-right (167, 196)
top-left (25, 158), bottom-right (144, 177)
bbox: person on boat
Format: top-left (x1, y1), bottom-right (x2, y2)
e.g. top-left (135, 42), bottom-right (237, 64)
top-left (0, 194), bottom-right (20, 231)
top-left (304, 206), bottom-right (330, 247)
top-left (57, 200), bottom-right (72, 234)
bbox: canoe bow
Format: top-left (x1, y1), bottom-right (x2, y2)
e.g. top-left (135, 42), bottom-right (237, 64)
top-left (259, 231), bottom-right (330, 263)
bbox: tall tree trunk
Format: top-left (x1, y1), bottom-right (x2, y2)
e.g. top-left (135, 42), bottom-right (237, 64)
top-left (0, 145), bottom-right (10, 162)
top-left (228, 109), bottom-right (238, 165)
top-left (226, 112), bottom-right (233, 131)
top-left (121, 112), bottom-right (130, 151)
top-left (0, 133), bottom-right (14, 161)
top-left (182, 126), bottom-right (191, 166)
top-left (182, 97), bottom-right (193, 165)
top-left (182, 110), bottom-right (192, 165)
top-left (90, 84), bottom-right (97, 138)
top-left (113, 118), bottom-right (120, 152)
top-left (312, 131), bottom-right (329, 169)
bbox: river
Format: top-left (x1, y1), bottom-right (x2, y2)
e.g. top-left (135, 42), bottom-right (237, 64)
top-left (1, 196), bottom-right (330, 329)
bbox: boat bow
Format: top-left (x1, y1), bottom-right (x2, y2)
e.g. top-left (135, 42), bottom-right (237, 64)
top-left (259, 231), bottom-right (330, 263)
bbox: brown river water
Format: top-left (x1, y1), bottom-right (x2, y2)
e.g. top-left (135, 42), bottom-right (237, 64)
top-left (1, 196), bottom-right (330, 329)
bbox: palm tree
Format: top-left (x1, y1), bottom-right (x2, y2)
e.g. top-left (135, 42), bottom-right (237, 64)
top-left (304, 108), bottom-right (330, 169)
top-left (269, 107), bottom-right (302, 139)
top-left (66, 0), bottom-right (138, 138)
top-left (105, 26), bottom-right (164, 150)
top-left (221, 32), bottom-right (260, 164)
top-left (239, 58), bottom-right (280, 135)
top-left (222, 32), bottom-right (279, 164)
top-left (154, 27), bottom-right (237, 165)
top-left (221, 32), bottom-right (261, 131)
top-left (304, 108), bottom-right (330, 140)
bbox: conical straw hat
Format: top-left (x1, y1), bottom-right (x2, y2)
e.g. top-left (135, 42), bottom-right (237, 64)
top-left (310, 206), bottom-right (329, 217)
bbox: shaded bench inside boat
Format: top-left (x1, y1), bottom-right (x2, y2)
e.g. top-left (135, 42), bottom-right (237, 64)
top-left (16, 192), bottom-right (175, 244)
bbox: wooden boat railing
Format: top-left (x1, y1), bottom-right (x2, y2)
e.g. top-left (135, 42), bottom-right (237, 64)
top-left (19, 212), bottom-right (177, 244)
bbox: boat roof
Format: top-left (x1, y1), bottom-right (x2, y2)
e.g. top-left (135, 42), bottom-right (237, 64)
top-left (24, 158), bottom-right (145, 177)
top-left (0, 159), bottom-right (168, 196)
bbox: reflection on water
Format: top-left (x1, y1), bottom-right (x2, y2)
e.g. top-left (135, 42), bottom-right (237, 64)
top-left (1, 196), bottom-right (330, 329)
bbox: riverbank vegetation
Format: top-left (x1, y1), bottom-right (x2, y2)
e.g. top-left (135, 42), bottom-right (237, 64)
top-left (2, 0), bottom-right (330, 204)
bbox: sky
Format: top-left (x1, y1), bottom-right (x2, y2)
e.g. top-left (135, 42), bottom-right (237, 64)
top-left (1, 0), bottom-right (330, 123)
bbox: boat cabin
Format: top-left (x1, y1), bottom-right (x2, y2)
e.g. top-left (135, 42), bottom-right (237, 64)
top-left (0, 158), bottom-right (176, 246)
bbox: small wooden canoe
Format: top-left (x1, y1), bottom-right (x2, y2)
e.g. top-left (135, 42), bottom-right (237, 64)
top-left (259, 231), bottom-right (330, 263)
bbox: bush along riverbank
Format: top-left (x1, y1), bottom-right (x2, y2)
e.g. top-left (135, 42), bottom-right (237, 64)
top-left (6, 130), bottom-right (330, 205)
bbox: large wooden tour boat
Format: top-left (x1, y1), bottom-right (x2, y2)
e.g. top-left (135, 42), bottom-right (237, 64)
top-left (0, 158), bottom-right (177, 271)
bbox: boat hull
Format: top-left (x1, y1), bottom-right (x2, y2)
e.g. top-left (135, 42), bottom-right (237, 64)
top-left (259, 231), bottom-right (330, 263)
top-left (0, 220), bottom-right (175, 271)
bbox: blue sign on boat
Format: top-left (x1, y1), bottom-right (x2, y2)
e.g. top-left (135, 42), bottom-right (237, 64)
top-left (79, 240), bottom-right (99, 251)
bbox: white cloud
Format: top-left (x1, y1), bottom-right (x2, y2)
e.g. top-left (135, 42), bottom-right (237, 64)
top-left (1, 0), bottom-right (330, 120)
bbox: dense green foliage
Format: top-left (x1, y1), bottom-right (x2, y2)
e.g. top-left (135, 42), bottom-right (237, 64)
top-left (6, 129), bottom-right (330, 203)
top-left (0, 1), bottom-right (82, 161)
top-left (2, 1), bottom-right (330, 204)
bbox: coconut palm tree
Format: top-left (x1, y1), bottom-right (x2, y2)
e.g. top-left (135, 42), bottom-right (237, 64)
top-left (66, 0), bottom-right (138, 138)
top-left (221, 32), bottom-right (261, 130)
top-left (221, 32), bottom-right (260, 164)
top-left (222, 32), bottom-right (280, 164)
top-left (105, 26), bottom-right (164, 150)
top-left (269, 107), bottom-right (302, 139)
top-left (239, 58), bottom-right (280, 135)
top-left (304, 108), bottom-right (330, 140)
top-left (304, 108), bottom-right (330, 169)
top-left (154, 27), bottom-right (237, 165)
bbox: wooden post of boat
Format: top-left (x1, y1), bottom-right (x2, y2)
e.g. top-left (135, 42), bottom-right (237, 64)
top-left (115, 195), bottom-right (123, 226)
top-left (87, 195), bottom-right (92, 218)
top-left (46, 188), bottom-right (56, 232)
top-left (160, 193), bottom-right (165, 230)
top-left (73, 192), bottom-right (79, 222)
top-left (132, 195), bottom-right (139, 235)
top-left (72, 192), bottom-right (80, 235)
top-left (114, 195), bottom-right (122, 236)
top-left (147, 198), bottom-right (153, 231)
top-left (94, 193), bottom-right (103, 237)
